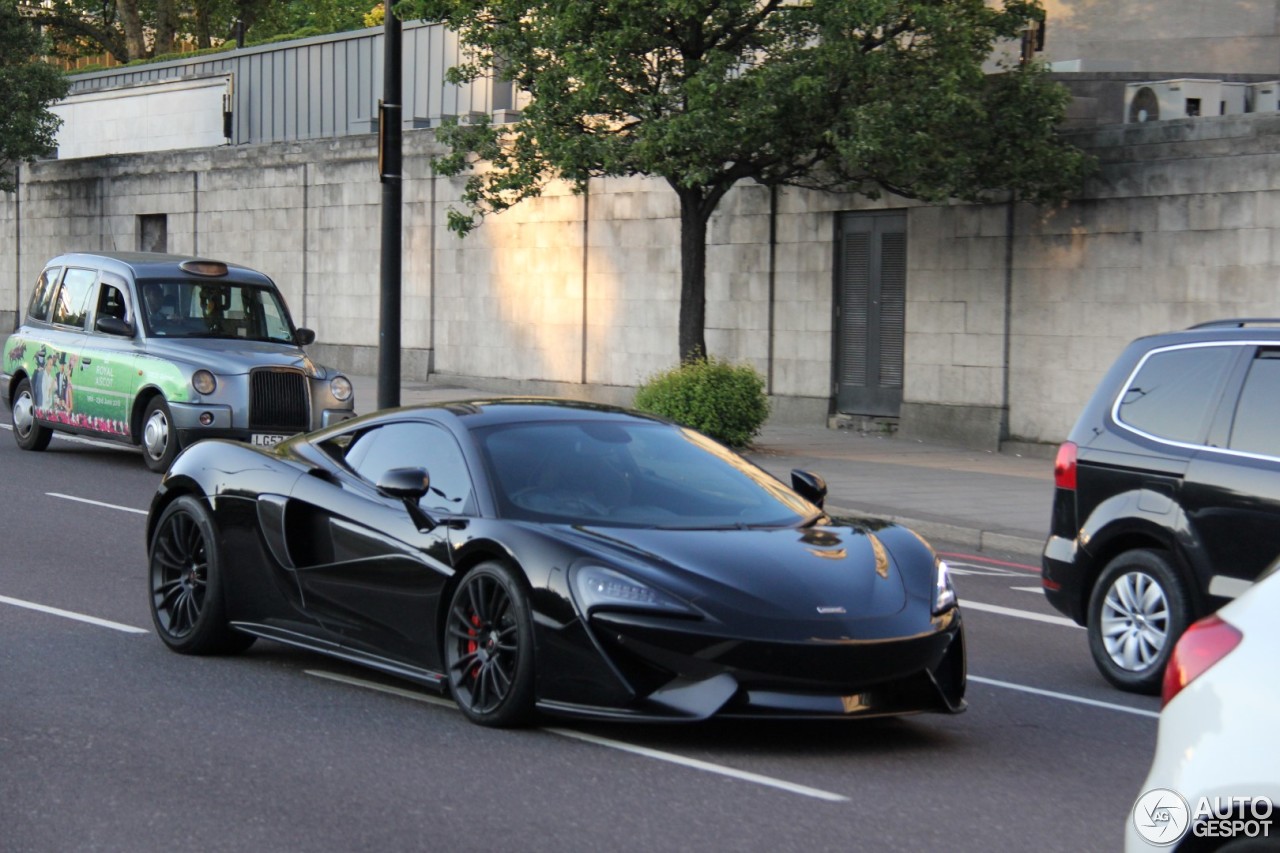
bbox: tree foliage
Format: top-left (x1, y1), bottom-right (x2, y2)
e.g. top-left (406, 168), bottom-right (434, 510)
top-left (397, 0), bottom-right (1093, 361)
top-left (17, 0), bottom-right (379, 64)
top-left (0, 1), bottom-right (70, 192)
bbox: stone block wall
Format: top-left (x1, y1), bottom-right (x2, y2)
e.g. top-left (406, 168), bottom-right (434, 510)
top-left (6, 114), bottom-right (1280, 444)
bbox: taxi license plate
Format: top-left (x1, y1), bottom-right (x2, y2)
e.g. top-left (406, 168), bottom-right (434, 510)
top-left (251, 433), bottom-right (290, 447)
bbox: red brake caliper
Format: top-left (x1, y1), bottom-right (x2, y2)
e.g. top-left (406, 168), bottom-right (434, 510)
top-left (467, 613), bottom-right (481, 680)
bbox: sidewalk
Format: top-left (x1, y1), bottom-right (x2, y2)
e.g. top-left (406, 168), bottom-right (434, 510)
top-left (346, 375), bottom-right (1053, 556)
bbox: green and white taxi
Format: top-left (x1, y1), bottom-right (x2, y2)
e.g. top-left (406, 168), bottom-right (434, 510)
top-left (2, 252), bottom-right (356, 471)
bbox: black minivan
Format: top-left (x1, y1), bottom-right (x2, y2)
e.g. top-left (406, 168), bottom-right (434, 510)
top-left (1042, 320), bottom-right (1280, 693)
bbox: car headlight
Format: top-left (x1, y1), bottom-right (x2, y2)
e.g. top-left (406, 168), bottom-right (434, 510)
top-left (329, 375), bottom-right (353, 402)
top-left (571, 565), bottom-right (696, 617)
top-left (933, 559), bottom-right (958, 615)
top-left (192, 370), bottom-right (216, 395)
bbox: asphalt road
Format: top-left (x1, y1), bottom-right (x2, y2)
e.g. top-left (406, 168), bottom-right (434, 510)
top-left (0, 421), bottom-right (1160, 852)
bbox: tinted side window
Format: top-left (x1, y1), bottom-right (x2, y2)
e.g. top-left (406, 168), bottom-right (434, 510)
top-left (344, 422), bottom-right (473, 514)
top-left (51, 268), bottom-right (98, 328)
top-left (1117, 346), bottom-right (1236, 444)
top-left (1228, 352), bottom-right (1280, 457)
top-left (27, 267), bottom-right (62, 322)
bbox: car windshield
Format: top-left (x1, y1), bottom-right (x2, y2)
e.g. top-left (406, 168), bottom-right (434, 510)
top-left (140, 279), bottom-right (296, 343)
top-left (475, 420), bottom-right (817, 529)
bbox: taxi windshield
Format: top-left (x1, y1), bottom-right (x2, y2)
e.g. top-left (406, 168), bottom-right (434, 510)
top-left (140, 280), bottom-right (296, 342)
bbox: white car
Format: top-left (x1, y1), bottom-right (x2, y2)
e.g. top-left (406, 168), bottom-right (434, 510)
top-left (1125, 565), bottom-right (1280, 851)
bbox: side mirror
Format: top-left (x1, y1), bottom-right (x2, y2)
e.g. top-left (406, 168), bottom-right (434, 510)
top-left (376, 466), bottom-right (436, 531)
top-left (95, 316), bottom-right (135, 337)
top-left (295, 327), bottom-right (316, 346)
top-left (377, 466), bottom-right (431, 501)
top-left (790, 469), bottom-right (827, 509)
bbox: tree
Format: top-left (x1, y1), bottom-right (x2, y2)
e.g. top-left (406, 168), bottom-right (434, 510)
top-left (18, 0), bottom-right (380, 64)
top-left (398, 0), bottom-right (1093, 362)
top-left (0, 1), bottom-right (69, 192)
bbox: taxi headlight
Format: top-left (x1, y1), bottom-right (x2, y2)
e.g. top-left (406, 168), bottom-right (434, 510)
top-left (329, 375), bottom-right (353, 403)
top-left (192, 370), bottom-right (217, 395)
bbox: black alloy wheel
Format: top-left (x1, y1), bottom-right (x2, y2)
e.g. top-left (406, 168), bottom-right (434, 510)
top-left (149, 495), bottom-right (254, 655)
top-left (444, 562), bottom-right (536, 727)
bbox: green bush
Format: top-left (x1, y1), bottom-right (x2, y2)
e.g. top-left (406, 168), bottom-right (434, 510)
top-left (634, 355), bottom-right (770, 448)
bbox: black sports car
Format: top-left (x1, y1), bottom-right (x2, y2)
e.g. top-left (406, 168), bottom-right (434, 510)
top-left (147, 399), bottom-right (966, 726)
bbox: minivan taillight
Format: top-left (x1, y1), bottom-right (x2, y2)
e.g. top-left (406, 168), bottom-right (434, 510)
top-left (1161, 614), bottom-right (1242, 707)
top-left (1054, 441), bottom-right (1078, 490)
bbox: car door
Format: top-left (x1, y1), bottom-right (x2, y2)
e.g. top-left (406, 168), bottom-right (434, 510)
top-left (74, 273), bottom-right (141, 439)
top-left (287, 420), bottom-right (474, 669)
top-left (1183, 345), bottom-right (1280, 600)
top-left (35, 266), bottom-right (98, 427)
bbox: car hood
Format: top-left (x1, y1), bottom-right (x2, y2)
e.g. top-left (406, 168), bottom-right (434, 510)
top-left (562, 524), bottom-right (909, 622)
top-left (142, 338), bottom-right (317, 376)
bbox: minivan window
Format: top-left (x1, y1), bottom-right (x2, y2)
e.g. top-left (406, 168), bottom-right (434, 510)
top-left (51, 268), bottom-right (98, 329)
top-left (27, 267), bottom-right (62, 322)
top-left (1228, 352), bottom-right (1280, 457)
top-left (1116, 345), bottom-right (1236, 445)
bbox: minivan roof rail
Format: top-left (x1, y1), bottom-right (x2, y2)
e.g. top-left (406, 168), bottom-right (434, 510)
top-left (1188, 318), bottom-right (1280, 329)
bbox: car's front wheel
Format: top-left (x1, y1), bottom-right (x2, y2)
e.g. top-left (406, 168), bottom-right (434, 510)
top-left (141, 396), bottom-right (179, 472)
top-left (149, 495), bottom-right (254, 655)
top-left (11, 378), bottom-right (52, 452)
top-left (444, 562), bottom-right (536, 727)
top-left (1087, 548), bottom-right (1192, 694)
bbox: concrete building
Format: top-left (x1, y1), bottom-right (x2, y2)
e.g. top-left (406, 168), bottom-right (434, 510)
top-left (5, 8), bottom-right (1280, 450)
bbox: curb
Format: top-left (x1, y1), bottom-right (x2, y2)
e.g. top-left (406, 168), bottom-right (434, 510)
top-left (827, 504), bottom-right (1045, 558)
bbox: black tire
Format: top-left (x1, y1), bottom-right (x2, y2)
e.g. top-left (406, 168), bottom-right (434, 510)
top-left (141, 396), bottom-right (180, 472)
top-left (11, 378), bottom-right (53, 452)
top-left (1087, 549), bottom-right (1192, 694)
top-left (444, 562), bottom-right (536, 727)
top-left (148, 495), bottom-right (254, 655)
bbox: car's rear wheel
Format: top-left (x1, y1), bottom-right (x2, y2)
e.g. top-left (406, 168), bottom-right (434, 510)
top-left (149, 495), bottom-right (254, 655)
top-left (12, 378), bottom-right (52, 452)
top-left (1087, 548), bottom-right (1191, 694)
top-left (141, 396), bottom-right (179, 472)
top-left (444, 562), bottom-right (536, 727)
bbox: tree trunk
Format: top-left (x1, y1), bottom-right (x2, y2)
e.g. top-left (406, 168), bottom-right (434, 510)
top-left (154, 0), bottom-right (179, 55)
top-left (116, 0), bottom-right (146, 59)
top-left (677, 188), bottom-right (709, 363)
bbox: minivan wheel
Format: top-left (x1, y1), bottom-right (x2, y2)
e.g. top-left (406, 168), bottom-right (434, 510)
top-left (1087, 549), bottom-right (1192, 695)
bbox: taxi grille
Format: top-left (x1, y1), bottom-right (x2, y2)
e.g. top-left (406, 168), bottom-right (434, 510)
top-left (249, 369), bottom-right (310, 431)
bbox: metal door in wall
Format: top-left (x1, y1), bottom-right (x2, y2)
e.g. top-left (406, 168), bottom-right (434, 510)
top-left (835, 212), bottom-right (907, 416)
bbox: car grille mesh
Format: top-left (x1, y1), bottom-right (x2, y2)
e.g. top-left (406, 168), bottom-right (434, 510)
top-left (249, 369), bottom-right (309, 431)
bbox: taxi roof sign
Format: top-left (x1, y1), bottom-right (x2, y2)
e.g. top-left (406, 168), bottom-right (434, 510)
top-left (179, 260), bottom-right (229, 277)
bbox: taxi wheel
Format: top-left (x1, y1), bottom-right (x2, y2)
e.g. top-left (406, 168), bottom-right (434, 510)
top-left (142, 396), bottom-right (180, 472)
top-left (12, 378), bottom-right (53, 452)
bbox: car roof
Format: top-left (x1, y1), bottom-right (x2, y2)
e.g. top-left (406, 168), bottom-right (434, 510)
top-left (45, 252), bottom-right (273, 285)
top-left (1133, 321), bottom-right (1280, 348)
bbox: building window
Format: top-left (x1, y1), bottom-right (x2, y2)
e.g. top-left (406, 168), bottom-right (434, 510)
top-left (138, 214), bottom-right (168, 253)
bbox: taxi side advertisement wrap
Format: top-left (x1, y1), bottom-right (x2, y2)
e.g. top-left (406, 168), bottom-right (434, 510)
top-left (7, 338), bottom-right (132, 437)
top-left (6, 338), bottom-right (190, 439)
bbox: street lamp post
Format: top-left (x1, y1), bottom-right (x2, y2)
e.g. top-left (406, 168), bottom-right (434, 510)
top-left (378, 7), bottom-right (403, 410)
